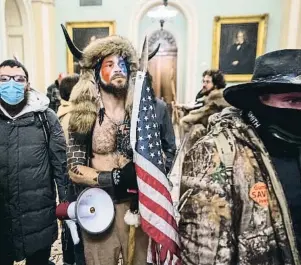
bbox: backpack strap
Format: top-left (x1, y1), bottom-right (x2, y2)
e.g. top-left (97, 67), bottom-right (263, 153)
top-left (36, 111), bottom-right (50, 145)
top-left (213, 128), bottom-right (236, 177)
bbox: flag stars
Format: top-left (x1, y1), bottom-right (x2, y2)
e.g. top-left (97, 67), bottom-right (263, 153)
top-left (136, 83), bottom-right (166, 171)
top-left (140, 145), bottom-right (145, 151)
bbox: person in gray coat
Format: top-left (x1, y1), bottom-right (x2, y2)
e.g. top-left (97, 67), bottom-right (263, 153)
top-left (154, 98), bottom-right (176, 174)
top-left (0, 59), bottom-right (68, 265)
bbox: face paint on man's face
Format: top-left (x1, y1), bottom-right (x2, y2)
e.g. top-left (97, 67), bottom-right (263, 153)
top-left (100, 55), bottom-right (128, 85)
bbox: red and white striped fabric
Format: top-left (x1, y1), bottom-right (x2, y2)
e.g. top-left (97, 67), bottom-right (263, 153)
top-left (130, 71), bottom-right (181, 265)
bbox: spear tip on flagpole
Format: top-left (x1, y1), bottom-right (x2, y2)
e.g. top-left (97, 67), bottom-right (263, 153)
top-left (139, 36), bottom-right (149, 72)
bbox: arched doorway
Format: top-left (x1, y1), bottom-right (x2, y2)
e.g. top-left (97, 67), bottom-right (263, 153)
top-left (129, 0), bottom-right (199, 103)
top-left (148, 29), bottom-right (177, 107)
top-left (5, 0), bottom-right (25, 62)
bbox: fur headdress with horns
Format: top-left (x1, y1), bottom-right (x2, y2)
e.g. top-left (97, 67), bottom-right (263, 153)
top-left (61, 25), bottom-right (160, 137)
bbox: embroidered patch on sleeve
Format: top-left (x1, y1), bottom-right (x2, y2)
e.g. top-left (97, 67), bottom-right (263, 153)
top-left (249, 182), bottom-right (268, 207)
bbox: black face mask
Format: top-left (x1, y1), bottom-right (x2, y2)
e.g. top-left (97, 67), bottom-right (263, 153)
top-left (244, 105), bottom-right (301, 146)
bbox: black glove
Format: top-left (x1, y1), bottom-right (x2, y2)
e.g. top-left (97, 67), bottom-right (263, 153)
top-left (111, 161), bottom-right (138, 201)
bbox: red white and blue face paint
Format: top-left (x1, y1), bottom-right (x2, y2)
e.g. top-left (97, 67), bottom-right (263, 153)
top-left (100, 55), bottom-right (128, 85)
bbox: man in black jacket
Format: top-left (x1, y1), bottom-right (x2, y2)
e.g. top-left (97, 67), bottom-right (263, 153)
top-left (46, 73), bottom-right (66, 112)
top-left (0, 59), bottom-right (68, 265)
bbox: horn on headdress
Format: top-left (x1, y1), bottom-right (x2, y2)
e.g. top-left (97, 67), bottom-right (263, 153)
top-left (61, 24), bottom-right (83, 60)
top-left (148, 44), bottom-right (160, 60)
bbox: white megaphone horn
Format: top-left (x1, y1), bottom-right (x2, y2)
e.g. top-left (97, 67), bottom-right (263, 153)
top-left (56, 188), bottom-right (115, 244)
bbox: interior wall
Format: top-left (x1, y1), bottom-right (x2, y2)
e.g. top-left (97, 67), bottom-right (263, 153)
top-left (0, 0), bottom-right (297, 98)
top-left (193, 0), bottom-right (282, 92)
top-left (55, 0), bottom-right (284, 102)
top-left (55, 0), bottom-right (139, 73)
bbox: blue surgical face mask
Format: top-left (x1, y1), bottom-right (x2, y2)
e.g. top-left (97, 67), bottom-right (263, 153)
top-left (0, 79), bottom-right (25, 105)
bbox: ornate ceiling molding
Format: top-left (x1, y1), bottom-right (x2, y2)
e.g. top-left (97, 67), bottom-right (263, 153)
top-left (149, 29), bottom-right (177, 54)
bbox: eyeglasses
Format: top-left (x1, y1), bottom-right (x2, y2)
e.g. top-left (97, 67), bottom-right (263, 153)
top-left (0, 75), bottom-right (27, 83)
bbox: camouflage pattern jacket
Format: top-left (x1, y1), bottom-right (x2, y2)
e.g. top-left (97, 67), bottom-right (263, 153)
top-left (179, 107), bottom-right (300, 265)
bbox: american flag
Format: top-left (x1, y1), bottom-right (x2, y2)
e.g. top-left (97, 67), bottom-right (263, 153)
top-left (130, 71), bottom-right (181, 265)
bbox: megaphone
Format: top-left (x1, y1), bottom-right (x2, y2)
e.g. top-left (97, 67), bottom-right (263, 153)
top-left (57, 188), bottom-right (115, 242)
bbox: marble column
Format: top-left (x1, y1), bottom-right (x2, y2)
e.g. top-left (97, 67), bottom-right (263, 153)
top-left (0, 0), bottom-right (6, 62)
top-left (281, 0), bottom-right (301, 49)
top-left (31, 0), bottom-right (57, 92)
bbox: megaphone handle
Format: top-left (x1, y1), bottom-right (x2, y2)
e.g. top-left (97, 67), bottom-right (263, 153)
top-left (65, 220), bottom-right (80, 245)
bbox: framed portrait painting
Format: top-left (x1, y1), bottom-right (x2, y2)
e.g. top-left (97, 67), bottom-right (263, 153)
top-left (66, 21), bottom-right (116, 73)
top-left (212, 14), bottom-right (268, 82)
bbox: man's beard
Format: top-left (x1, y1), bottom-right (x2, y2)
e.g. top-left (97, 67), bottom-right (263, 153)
top-left (99, 76), bottom-right (129, 99)
top-left (201, 87), bottom-right (214, 97)
top-left (0, 93), bottom-right (28, 117)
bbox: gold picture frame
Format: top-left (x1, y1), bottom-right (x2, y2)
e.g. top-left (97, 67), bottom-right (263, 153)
top-left (66, 21), bottom-right (116, 74)
top-left (212, 14), bottom-right (268, 82)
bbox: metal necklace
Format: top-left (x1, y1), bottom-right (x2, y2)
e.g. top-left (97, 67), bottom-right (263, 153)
top-left (104, 112), bottom-right (124, 127)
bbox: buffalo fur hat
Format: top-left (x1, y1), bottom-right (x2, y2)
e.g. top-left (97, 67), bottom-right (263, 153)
top-left (62, 25), bottom-right (138, 136)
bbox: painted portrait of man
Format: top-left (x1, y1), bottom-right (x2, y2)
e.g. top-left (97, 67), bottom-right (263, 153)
top-left (219, 23), bottom-right (258, 75)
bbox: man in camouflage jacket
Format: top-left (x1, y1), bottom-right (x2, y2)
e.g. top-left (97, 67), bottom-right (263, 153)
top-left (179, 49), bottom-right (301, 265)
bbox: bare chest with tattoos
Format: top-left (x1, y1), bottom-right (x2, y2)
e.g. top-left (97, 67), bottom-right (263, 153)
top-left (91, 115), bottom-right (132, 171)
